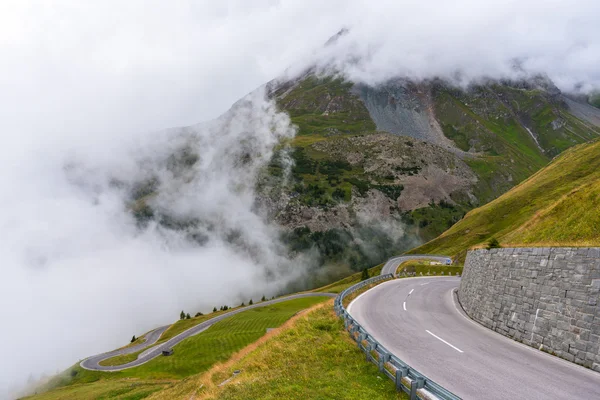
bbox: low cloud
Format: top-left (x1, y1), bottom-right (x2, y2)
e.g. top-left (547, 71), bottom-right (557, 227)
top-left (0, 87), bottom-right (303, 397)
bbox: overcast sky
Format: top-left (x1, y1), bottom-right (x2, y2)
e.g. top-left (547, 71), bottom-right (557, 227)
top-left (1, 0), bottom-right (599, 397)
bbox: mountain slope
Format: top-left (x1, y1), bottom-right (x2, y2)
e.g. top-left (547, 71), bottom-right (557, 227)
top-left (128, 73), bottom-right (600, 280)
top-left (258, 74), bottom-right (599, 270)
top-left (410, 138), bottom-right (600, 260)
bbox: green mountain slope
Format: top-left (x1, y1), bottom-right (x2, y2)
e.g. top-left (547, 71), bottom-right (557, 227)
top-left (129, 73), bottom-right (599, 281)
top-left (590, 92), bottom-right (600, 108)
top-left (258, 74), bottom-right (599, 274)
top-left (410, 138), bottom-right (600, 261)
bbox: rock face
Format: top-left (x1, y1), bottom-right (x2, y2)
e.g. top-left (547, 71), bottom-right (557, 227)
top-left (459, 247), bottom-right (600, 371)
top-left (130, 73), bottom-right (600, 277)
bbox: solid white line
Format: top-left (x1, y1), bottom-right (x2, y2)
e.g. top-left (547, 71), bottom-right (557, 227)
top-left (426, 330), bottom-right (464, 353)
top-left (409, 288), bottom-right (414, 295)
top-left (403, 301), bottom-right (407, 311)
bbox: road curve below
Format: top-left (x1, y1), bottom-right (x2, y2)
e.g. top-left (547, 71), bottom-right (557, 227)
top-left (348, 277), bottom-right (600, 400)
top-left (81, 292), bottom-right (335, 371)
top-left (380, 255), bottom-right (452, 276)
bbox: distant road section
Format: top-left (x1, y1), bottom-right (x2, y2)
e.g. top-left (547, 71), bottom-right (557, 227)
top-left (348, 277), bottom-right (600, 400)
top-left (81, 292), bottom-right (334, 371)
top-left (380, 255), bottom-right (451, 276)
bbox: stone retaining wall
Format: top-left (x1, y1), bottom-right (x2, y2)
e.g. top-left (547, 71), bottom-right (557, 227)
top-left (459, 247), bottom-right (600, 371)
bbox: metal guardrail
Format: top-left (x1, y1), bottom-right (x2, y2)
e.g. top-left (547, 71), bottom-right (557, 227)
top-left (334, 274), bottom-right (461, 400)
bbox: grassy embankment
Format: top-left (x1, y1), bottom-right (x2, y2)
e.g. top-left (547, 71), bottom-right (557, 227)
top-left (26, 296), bottom-right (329, 400)
top-left (145, 300), bottom-right (406, 400)
top-left (410, 138), bottom-right (600, 261)
top-left (98, 309), bottom-right (241, 367)
top-left (395, 259), bottom-right (463, 277)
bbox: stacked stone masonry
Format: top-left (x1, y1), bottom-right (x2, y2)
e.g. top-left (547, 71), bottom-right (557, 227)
top-left (459, 247), bottom-right (600, 372)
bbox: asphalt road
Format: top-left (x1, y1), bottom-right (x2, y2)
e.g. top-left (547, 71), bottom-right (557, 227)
top-left (81, 292), bottom-right (334, 371)
top-left (347, 277), bottom-right (600, 400)
top-left (380, 255), bottom-right (452, 276)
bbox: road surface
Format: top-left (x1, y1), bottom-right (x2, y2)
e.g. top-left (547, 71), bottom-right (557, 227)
top-left (81, 292), bottom-right (334, 371)
top-left (381, 255), bottom-right (452, 276)
top-left (347, 277), bottom-right (600, 400)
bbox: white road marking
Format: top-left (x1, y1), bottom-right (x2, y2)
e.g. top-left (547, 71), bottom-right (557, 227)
top-left (403, 301), bottom-right (407, 311)
top-left (420, 282), bottom-right (430, 286)
top-left (409, 288), bottom-right (414, 295)
top-left (426, 330), bottom-right (464, 353)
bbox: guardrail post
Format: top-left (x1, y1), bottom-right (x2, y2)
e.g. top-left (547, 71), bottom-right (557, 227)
top-left (395, 366), bottom-right (408, 392)
top-left (410, 376), bottom-right (425, 400)
top-left (378, 353), bottom-right (390, 372)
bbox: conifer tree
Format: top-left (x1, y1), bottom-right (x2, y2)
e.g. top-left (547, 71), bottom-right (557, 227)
top-left (361, 268), bottom-right (369, 281)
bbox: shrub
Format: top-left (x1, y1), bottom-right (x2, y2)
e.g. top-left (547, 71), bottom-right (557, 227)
top-left (487, 237), bottom-right (501, 249)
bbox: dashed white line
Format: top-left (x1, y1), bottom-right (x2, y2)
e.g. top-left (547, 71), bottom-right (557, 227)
top-left (420, 282), bottom-right (431, 286)
top-left (426, 330), bottom-right (464, 353)
top-left (409, 288), bottom-right (414, 295)
top-left (403, 301), bottom-right (407, 311)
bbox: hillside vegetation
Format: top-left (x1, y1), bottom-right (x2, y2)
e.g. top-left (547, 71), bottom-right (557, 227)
top-left (129, 73), bottom-right (599, 284)
top-left (260, 75), bottom-right (599, 275)
top-left (411, 138), bottom-right (600, 260)
top-left (590, 92), bottom-right (600, 108)
top-left (25, 297), bottom-right (329, 400)
top-left (145, 301), bottom-right (404, 400)
top-left (27, 299), bottom-right (404, 400)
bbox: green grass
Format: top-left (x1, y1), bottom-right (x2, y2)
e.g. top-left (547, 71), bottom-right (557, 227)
top-left (312, 263), bottom-right (384, 294)
top-left (98, 309), bottom-right (243, 367)
top-left (590, 92), bottom-right (600, 108)
top-left (411, 139), bottom-right (600, 261)
top-left (396, 259), bottom-right (463, 276)
top-left (151, 302), bottom-right (406, 400)
top-left (280, 76), bottom-right (376, 138)
top-left (433, 84), bottom-right (597, 203)
top-left (98, 351), bottom-right (141, 367)
top-left (23, 380), bottom-right (170, 400)
top-left (28, 297), bottom-right (330, 399)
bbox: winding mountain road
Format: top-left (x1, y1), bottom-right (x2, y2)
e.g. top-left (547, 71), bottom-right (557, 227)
top-left (380, 255), bottom-right (452, 276)
top-left (347, 277), bottom-right (600, 400)
top-left (81, 292), bottom-right (334, 371)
